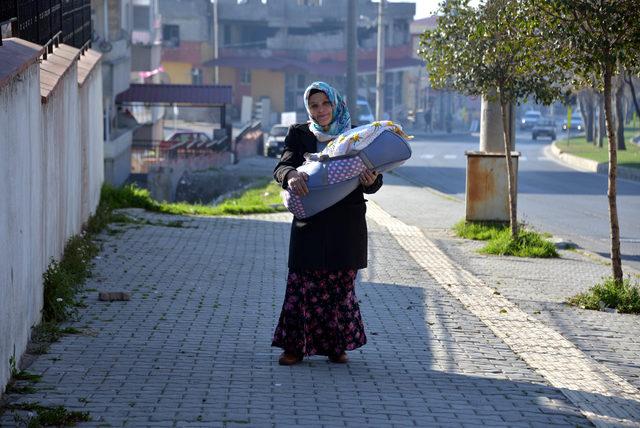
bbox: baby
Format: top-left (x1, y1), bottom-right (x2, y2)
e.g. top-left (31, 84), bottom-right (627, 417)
top-left (305, 121), bottom-right (412, 161)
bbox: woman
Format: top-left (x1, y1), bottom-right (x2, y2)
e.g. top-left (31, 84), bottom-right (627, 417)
top-left (272, 82), bottom-right (383, 365)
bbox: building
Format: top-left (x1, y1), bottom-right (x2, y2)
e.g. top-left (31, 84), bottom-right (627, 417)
top-left (130, 0), bottom-right (166, 168)
top-left (159, 0), bottom-right (214, 85)
top-left (91, 0), bottom-right (137, 185)
top-left (160, 0), bottom-right (419, 123)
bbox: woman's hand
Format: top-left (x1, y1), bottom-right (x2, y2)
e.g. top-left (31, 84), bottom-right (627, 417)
top-left (359, 169), bottom-right (379, 188)
top-left (286, 170), bottom-right (309, 196)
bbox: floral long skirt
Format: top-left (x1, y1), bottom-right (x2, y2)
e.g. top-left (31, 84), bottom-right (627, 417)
top-left (272, 269), bottom-right (367, 357)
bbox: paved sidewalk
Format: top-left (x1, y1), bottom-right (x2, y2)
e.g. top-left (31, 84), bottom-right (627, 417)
top-left (2, 174), bottom-right (640, 427)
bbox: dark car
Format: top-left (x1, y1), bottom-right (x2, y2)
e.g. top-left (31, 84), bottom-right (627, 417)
top-left (520, 110), bottom-right (542, 130)
top-left (531, 118), bottom-right (556, 140)
top-left (264, 124), bottom-right (289, 157)
top-left (562, 116), bottom-right (583, 132)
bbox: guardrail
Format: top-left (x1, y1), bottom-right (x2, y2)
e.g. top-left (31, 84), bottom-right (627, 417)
top-left (0, 0), bottom-right (91, 50)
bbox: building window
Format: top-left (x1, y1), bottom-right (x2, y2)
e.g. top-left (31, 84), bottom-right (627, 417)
top-left (240, 69), bottom-right (251, 85)
top-left (133, 6), bottom-right (149, 30)
top-left (162, 24), bottom-right (180, 47)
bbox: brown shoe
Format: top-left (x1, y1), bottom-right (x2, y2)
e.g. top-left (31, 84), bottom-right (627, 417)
top-left (328, 352), bottom-right (349, 364)
top-left (278, 352), bottom-right (303, 366)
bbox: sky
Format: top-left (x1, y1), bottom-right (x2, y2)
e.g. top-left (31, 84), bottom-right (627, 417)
top-left (386, 0), bottom-right (482, 19)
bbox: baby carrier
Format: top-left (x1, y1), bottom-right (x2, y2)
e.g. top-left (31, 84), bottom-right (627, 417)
top-left (282, 121), bottom-right (412, 219)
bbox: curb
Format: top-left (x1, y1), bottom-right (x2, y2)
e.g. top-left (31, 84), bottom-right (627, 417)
top-left (548, 142), bottom-right (640, 182)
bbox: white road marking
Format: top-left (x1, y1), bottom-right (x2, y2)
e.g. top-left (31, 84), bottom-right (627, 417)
top-left (419, 154), bottom-right (435, 160)
top-left (443, 154), bottom-right (458, 160)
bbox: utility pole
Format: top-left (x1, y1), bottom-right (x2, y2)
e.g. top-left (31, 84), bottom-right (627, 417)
top-left (375, 0), bottom-right (385, 120)
top-left (346, 0), bottom-right (358, 120)
top-left (212, 0), bottom-right (219, 84)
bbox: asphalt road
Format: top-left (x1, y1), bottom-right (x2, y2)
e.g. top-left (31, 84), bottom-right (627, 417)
top-left (394, 131), bottom-right (640, 273)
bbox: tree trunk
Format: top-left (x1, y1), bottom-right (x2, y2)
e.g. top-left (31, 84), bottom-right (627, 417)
top-left (603, 67), bottom-right (623, 283)
top-left (500, 100), bottom-right (517, 237)
top-left (589, 91), bottom-right (596, 143)
top-left (579, 90), bottom-right (595, 142)
top-left (615, 77), bottom-right (627, 150)
top-left (598, 92), bottom-right (605, 148)
top-left (626, 73), bottom-right (640, 118)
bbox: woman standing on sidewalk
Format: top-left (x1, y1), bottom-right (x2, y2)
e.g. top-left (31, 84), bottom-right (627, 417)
top-left (272, 82), bottom-right (382, 365)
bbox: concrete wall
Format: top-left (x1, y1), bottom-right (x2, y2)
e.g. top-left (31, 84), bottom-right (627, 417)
top-left (235, 126), bottom-right (263, 160)
top-left (79, 66), bottom-right (105, 221)
top-left (0, 44), bottom-right (104, 392)
top-left (42, 66), bottom-right (82, 260)
top-left (0, 63), bottom-right (44, 394)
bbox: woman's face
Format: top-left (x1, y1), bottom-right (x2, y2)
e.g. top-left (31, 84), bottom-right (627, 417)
top-left (308, 92), bottom-right (333, 127)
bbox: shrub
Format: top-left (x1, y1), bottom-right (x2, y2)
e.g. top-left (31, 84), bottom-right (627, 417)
top-left (568, 277), bottom-right (640, 314)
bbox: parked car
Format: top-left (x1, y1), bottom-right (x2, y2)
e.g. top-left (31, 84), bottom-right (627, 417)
top-left (356, 98), bottom-right (374, 125)
top-left (264, 124), bottom-right (289, 157)
top-left (562, 116), bottom-right (584, 132)
top-left (531, 118), bottom-right (557, 140)
top-left (520, 110), bottom-right (542, 130)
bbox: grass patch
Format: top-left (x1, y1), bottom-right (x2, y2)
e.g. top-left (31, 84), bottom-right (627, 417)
top-left (480, 229), bottom-right (559, 258)
top-left (454, 220), bottom-right (558, 258)
top-left (453, 220), bottom-right (507, 240)
top-left (556, 136), bottom-right (640, 169)
top-left (14, 371), bottom-right (42, 383)
top-left (25, 322), bottom-right (82, 355)
top-left (42, 235), bottom-right (98, 323)
top-left (5, 402), bottom-right (91, 427)
top-left (5, 384), bottom-right (37, 394)
top-left (157, 180), bottom-right (286, 216)
top-left (97, 179), bottom-right (286, 219)
top-left (567, 277), bottom-right (640, 314)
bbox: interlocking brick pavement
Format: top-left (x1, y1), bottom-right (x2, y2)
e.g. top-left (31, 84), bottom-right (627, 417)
top-left (367, 202), bottom-right (640, 427)
top-left (0, 204), bottom-right (605, 427)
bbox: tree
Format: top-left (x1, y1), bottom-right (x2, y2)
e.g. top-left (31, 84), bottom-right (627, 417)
top-left (536, 0), bottom-right (640, 283)
top-left (418, 0), bottom-right (567, 237)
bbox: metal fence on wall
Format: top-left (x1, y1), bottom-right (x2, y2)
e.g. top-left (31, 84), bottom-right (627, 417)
top-left (0, 0), bottom-right (91, 49)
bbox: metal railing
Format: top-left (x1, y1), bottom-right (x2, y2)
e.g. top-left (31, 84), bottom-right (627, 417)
top-left (0, 0), bottom-right (91, 50)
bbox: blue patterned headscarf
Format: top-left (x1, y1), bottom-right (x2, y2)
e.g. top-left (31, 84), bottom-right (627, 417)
top-left (303, 81), bottom-right (351, 142)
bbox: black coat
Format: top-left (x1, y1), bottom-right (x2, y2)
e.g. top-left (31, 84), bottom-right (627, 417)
top-left (274, 123), bottom-right (383, 271)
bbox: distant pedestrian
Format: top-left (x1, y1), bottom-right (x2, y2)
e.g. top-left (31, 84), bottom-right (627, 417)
top-left (424, 107), bottom-right (432, 133)
top-left (272, 81), bottom-right (382, 365)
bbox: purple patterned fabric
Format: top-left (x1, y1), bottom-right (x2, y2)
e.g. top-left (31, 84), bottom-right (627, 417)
top-left (281, 191), bottom-right (306, 219)
top-left (272, 269), bottom-right (367, 357)
top-left (327, 157), bottom-right (366, 184)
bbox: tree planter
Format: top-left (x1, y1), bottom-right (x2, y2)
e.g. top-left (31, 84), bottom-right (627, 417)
top-left (465, 151), bottom-right (519, 222)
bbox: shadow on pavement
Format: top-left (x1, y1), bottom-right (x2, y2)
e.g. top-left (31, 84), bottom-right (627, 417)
top-left (2, 215), bottom-right (637, 426)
